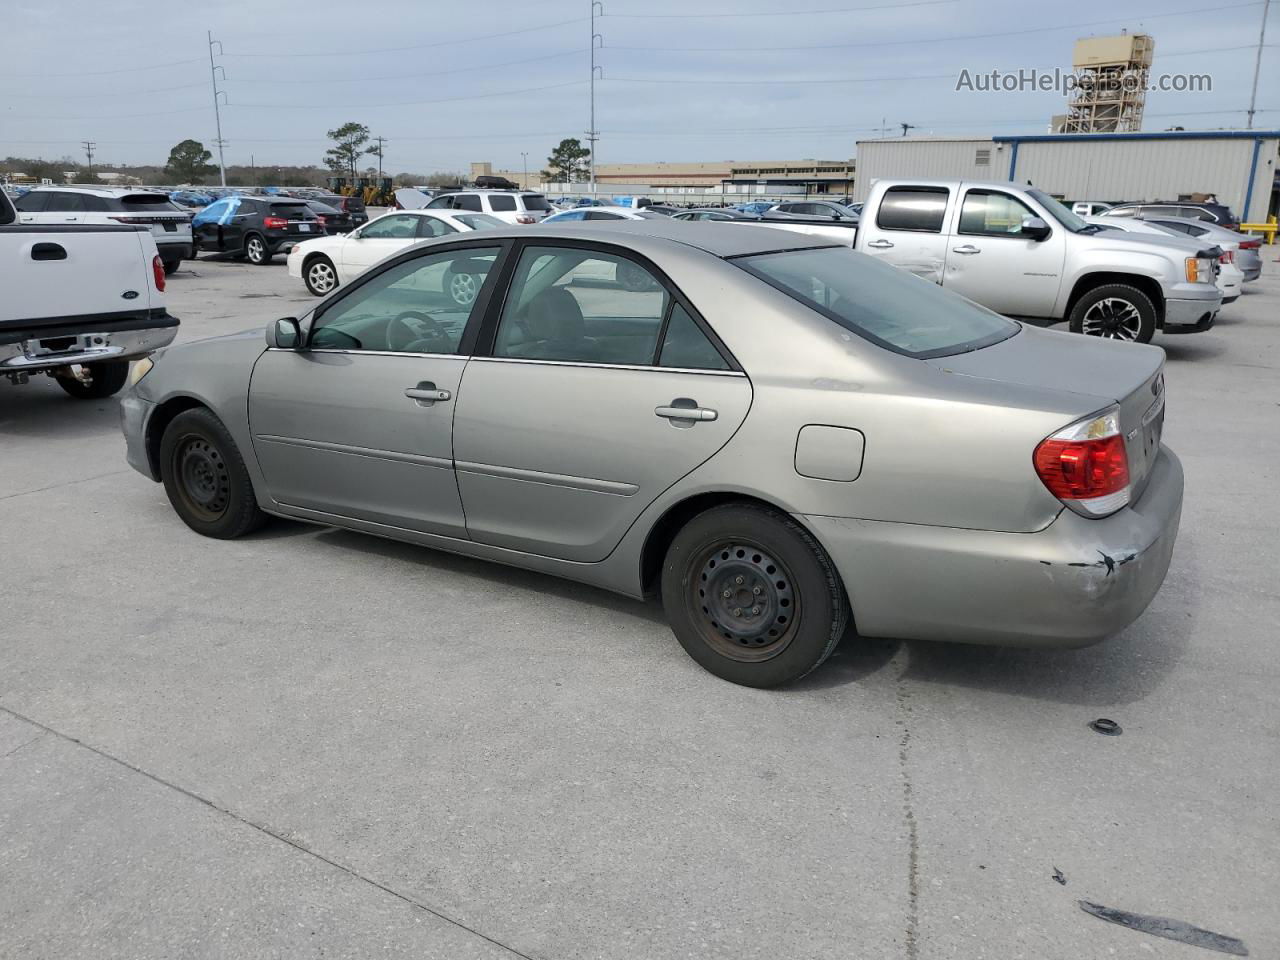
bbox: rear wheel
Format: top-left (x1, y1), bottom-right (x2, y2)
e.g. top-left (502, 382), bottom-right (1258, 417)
top-left (304, 256), bottom-right (339, 296)
top-left (661, 504), bottom-right (849, 687)
top-left (1069, 283), bottom-right (1156, 343)
top-left (162, 258), bottom-right (180, 276)
top-left (244, 233), bottom-right (271, 265)
top-left (54, 360), bottom-right (130, 399)
top-left (159, 408), bottom-right (266, 539)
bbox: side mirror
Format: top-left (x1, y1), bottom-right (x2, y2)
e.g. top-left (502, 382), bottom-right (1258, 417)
top-left (1021, 216), bottom-right (1051, 241)
top-left (267, 316), bottom-right (302, 349)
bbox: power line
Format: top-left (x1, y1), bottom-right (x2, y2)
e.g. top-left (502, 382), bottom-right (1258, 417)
top-left (0, 57), bottom-right (204, 78)
top-left (603, 0), bottom-right (956, 17)
top-left (233, 79), bottom-right (588, 111)
top-left (223, 49), bottom-right (582, 86)
top-left (608, 72), bottom-right (956, 85)
top-left (223, 17), bottom-right (583, 58)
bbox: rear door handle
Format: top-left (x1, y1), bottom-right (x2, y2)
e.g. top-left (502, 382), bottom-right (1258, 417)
top-left (656, 404), bottom-right (717, 423)
top-left (866, 239), bottom-right (894, 249)
top-left (952, 244), bottom-right (981, 255)
top-left (405, 382), bottom-right (451, 405)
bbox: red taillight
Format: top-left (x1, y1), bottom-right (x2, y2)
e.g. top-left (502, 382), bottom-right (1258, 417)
top-left (1239, 238), bottom-right (1261, 250)
top-left (263, 216), bottom-right (288, 229)
top-left (1033, 408), bottom-right (1130, 517)
top-left (152, 254), bottom-right (165, 292)
top-left (1219, 249), bottom-right (1234, 263)
top-left (316, 215), bottom-right (328, 225)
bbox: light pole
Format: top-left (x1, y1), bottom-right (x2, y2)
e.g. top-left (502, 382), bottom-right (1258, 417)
top-left (1246, 0), bottom-right (1272, 129)
top-left (521, 151), bottom-right (528, 188)
top-left (207, 31), bottom-right (228, 187)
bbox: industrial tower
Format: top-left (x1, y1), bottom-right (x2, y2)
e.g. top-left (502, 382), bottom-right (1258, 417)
top-left (1058, 33), bottom-right (1155, 133)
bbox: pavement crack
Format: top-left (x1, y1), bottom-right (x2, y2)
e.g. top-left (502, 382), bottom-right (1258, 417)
top-left (897, 677), bottom-right (920, 960)
top-left (0, 731), bottom-right (46, 760)
top-left (0, 703), bottom-right (536, 960)
top-left (0, 470), bottom-right (131, 503)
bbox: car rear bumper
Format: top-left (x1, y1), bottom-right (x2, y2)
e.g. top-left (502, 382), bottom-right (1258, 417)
top-left (802, 446), bottom-right (1183, 648)
top-left (156, 240), bottom-right (194, 260)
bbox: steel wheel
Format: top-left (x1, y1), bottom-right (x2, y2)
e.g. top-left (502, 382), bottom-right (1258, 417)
top-left (172, 435), bottom-right (231, 522)
top-left (1081, 297), bottom-right (1143, 340)
top-left (448, 271), bottom-right (478, 306)
top-left (306, 259), bottom-right (337, 295)
top-left (686, 541), bottom-right (800, 663)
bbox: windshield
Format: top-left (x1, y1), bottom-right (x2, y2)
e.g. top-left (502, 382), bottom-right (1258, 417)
top-left (737, 247), bottom-right (1018, 359)
top-left (1029, 189), bottom-right (1090, 233)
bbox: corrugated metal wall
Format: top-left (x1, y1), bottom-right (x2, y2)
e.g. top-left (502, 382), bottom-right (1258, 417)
top-left (854, 135), bottom-right (1278, 220)
top-left (1010, 138), bottom-right (1276, 221)
top-left (852, 139), bottom-right (998, 201)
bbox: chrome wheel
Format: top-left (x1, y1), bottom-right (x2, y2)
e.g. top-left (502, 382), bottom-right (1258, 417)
top-left (1081, 297), bottom-right (1143, 340)
top-left (448, 271), bottom-right (478, 306)
top-left (688, 541), bottom-right (799, 662)
top-left (306, 260), bottom-right (337, 295)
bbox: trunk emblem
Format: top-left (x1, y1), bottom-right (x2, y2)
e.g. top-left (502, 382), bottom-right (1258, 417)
top-left (121, 290), bottom-right (139, 300)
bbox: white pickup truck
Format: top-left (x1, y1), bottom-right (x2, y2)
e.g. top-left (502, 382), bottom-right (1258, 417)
top-left (747, 178), bottom-right (1223, 343)
top-left (1, 188), bottom-right (178, 398)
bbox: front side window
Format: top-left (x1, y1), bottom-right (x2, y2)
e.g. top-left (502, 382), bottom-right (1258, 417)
top-left (310, 246), bottom-right (499, 354)
top-left (958, 190), bottom-right (1037, 237)
top-left (15, 191), bottom-right (49, 212)
top-left (875, 186), bottom-right (949, 233)
top-left (492, 245), bottom-right (670, 365)
top-left (360, 214), bottom-right (420, 239)
top-left (737, 246), bottom-right (1017, 359)
top-left (44, 192), bottom-right (87, 212)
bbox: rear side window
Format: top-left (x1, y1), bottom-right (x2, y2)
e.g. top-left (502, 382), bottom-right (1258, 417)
top-left (15, 192), bottom-right (49, 212)
top-left (875, 187), bottom-right (948, 232)
top-left (488, 195), bottom-right (516, 212)
top-left (738, 246), bottom-right (1017, 359)
top-left (45, 193), bottom-right (87, 212)
top-left (521, 195), bottom-right (551, 212)
top-left (658, 304), bottom-right (729, 370)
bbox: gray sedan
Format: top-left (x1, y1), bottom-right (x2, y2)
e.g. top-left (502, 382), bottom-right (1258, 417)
top-left (120, 220), bottom-right (1183, 687)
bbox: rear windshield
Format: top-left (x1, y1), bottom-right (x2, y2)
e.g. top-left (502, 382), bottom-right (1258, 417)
top-left (344, 196), bottom-right (366, 211)
top-left (454, 213), bottom-right (504, 230)
top-left (120, 193), bottom-right (181, 211)
top-left (271, 202), bottom-right (315, 219)
top-left (737, 246), bottom-right (1018, 359)
top-left (521, 194), bottom-right (551, 211)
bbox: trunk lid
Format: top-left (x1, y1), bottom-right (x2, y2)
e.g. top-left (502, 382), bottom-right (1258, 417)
top-left (928, 324), bottom-right (1166, 497)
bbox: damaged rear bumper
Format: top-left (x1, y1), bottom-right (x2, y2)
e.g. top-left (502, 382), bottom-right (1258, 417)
top-left (801, 447), bottom-right (1184, 647)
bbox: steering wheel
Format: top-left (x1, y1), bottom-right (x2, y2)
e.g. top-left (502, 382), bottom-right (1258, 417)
top-left (385, 311), bottom-right (448, 352)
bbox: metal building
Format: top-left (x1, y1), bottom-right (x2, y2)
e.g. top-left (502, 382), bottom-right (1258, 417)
top-left (1059, 34), bottom-right (1155, 133)
top-left (853, 131), bottom-right (1280, 222)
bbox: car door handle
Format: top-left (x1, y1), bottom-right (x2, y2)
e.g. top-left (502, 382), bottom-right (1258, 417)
top-left (656, 404), bottom-right (717, 422)
top-left (866, 239), bottom-right (894, 249)
top-left (405, 382), bottom-right (451, 405)
top-left (952, 244), bottom-right (981, 255)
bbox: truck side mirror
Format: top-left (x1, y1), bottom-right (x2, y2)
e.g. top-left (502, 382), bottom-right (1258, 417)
top-left (267, 316), bottom-right (302, 349)
top-left (1021, 216), bottom-right (1051, 241)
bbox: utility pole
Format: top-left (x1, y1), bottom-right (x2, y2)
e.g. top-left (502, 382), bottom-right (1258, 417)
top-left (1246, 0), bottom-right (1271, 129)
top-left (207, 31), bottom-right (228, 186)
top-left (81, 141), bottom-right (95, 182)
top-left (372, 136), bottom-right (387, 178)
top-left (588, 1), bottom-right (603, 196)
top-left (899, 122), bottom-right (916, 137)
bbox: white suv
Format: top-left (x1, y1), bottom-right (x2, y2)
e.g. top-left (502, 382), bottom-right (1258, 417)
top-left (14, 186), bottom-right (193, 275)
top-left (425, 190), bottom-right (552, 224)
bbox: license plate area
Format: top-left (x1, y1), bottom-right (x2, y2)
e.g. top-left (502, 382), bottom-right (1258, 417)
top-left (24, 333), bottom-right (108, 358)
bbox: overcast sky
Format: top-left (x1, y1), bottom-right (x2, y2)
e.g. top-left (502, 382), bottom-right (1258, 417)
top-left (3, 0), bottom-right (1276, 174)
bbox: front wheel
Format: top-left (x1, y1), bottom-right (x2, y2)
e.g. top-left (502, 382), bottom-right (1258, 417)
top-left (304, 256), bottom-right (339, 296)
top-left (159, 407), bottom-right (266, 539)
top-left (54, 360), bottom-right (130, 399)
top-left (244, 233), bottom-right (271, 265)
top-left (1068, 283), bottom-right (1156, 343)
top-left (661, 504), bottom-right (850, 687)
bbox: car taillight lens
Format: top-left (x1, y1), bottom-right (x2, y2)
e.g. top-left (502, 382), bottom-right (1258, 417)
top-left (1239, 238), bottom-right (1260, 250)
top-left (152, 254), bottom-right (165, 292)
top-left (1219, 249), bottom-right (1234, 263)
top-left (1033, 407), bottom-right (1130, 517)
top-left (263, 216), bottom-right (288, 229)
top-left (516, 214), bottom-right (536, 224)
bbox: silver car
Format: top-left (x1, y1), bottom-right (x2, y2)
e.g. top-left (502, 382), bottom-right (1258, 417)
top-left (120, 220), bottom-right (1183, 687)
top-left (1118, 215), bottom-right (1264, 282)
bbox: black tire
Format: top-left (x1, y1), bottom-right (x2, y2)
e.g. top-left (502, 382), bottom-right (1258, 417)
top-left (162, 258), bottom-right (180, 276)
top-left (1068, 283), bottom-right (1157, 344)
top-left (304, 255), bottom-right (339, 297)
top-left (660, 503), bottom-right (850, 687)
top-left (159, 407), bottom-right (266, 539)
top-left (244, 232), bottom-right (271, 265)
top-left (54, 360), bottom-right (130, 400)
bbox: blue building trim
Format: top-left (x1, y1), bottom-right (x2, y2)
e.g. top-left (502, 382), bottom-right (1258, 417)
top-left (993, 131), bottom-right (1280, 144)
top-left (1242, 137), bottom-right (1263, 221)
top-left (1008, 140), bottom-right (1020, 180)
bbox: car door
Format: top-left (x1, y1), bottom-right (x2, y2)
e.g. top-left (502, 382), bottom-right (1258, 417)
top-left (36, 191), bottom-right (87, 224)
top-left (339, 213), bottom-right (422, 280)
top-left (453, 241), bottom-right (751, 562)
top-left (942, 187), bottom-right (1065, 318)
top-left (248, 241), bottom-right (506, 537)
top-left (857, 185), bottom-right (952, 282)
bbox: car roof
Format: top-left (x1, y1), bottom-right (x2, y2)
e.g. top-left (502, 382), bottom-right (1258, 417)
top-left (31, 186), bottom-right (167, 197)
top-left (435, 189), bottom-right (544, 196)
top-left (463, 218), bottom-right (833, 258)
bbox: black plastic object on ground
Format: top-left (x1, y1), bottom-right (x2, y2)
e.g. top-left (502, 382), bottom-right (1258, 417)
top-left (1089, 718), bottom-right (1122, 736)
top-left (1078, 900), bottom-right (1248, 956)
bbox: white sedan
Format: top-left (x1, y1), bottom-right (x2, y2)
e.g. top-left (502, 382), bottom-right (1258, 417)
top-left (287, 209), bottom-right (504, 297)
